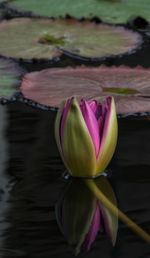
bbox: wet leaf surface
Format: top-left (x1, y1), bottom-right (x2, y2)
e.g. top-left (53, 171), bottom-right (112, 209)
top-left (0, 18), bottom-right (141, 60)
top-left (8, 0), bottom-right (150, 23)
top-left (21, 66), bottom-right (150, 114)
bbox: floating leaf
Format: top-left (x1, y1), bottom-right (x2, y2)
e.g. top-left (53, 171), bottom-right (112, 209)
top-left (114, 96), bottom-right (150, 114)
top-left (0, 18), bottom-right (141, 60)
top-left (21, 66), bottom-right (150, 114)
top-left (7, 0), bottom-right (150, 23)
top-left (0, 58), bottom-right (24, 98)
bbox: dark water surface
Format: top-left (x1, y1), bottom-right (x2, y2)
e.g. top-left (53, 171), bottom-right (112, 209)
top-left (0, 102), bottom-right (150, 258)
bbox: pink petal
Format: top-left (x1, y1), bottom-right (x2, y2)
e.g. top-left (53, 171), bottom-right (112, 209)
top-left (80, 100), bottom-right (100, 157)
top-left (102, 97), bottom-right (112, 135)
top-left (81, 204), bottom-right (101, 252)
top-left (60, 98), bottom-right (73, 146)
top-left (95, 103), bottom-right (102, 120)
top-left (98, 97), bottom-right (111, 141)
top-left (97, 116), bottom-right (103, 137)
top-left (89, 100), bottom-right (98, 113)
top-left (96, 96), bottom-right (118, 174)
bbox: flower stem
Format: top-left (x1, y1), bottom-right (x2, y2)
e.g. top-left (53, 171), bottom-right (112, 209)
top-left (85, 179), bottom-right (150, 244)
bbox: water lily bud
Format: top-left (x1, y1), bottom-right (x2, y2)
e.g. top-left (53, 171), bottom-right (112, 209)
top-left (55, 96), bottom-right (118, 177)
top-left (55, 177), bottom-right (118, 254)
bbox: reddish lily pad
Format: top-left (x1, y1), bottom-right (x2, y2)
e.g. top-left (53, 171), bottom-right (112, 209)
top-left (0, 58), bottom-right (24, 98)
top-left (21, 66), bottom-right (150, 114)
top-left (0, 18), bottom-right (141, 60)
top-left (7, 0), bottom-right (150, 24)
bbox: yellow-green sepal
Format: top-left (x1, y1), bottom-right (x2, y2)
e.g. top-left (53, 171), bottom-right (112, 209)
top-left (96, 97), bottom-right (118, 174)
top-left (62, 98), bottom-right (97, 177)
top-left (55, 100), bottom-right (66, 162)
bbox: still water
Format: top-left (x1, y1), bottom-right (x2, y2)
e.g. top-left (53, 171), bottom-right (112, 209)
top-left (0, 101), bottom-right (149, 258)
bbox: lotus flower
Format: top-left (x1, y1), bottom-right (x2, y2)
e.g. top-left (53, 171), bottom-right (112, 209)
top-left (55, 96), bottom-right (118, 177)
top-left (56, 177), bottom-right (118, 254)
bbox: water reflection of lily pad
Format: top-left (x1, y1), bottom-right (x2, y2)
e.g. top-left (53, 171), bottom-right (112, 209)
top-left (21, 66), bottom-right (150, 114)
top-left (7, 0), bottom-right (150, 23)
top-left (0, 18), bottom-right (141, 60)
top-left (0, 58), bottom-right (24, 98)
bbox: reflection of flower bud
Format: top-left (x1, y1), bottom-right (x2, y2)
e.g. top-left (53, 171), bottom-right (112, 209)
top-left (55, 177), bottom-right (118, 254)
top-left (55, 97), bottom-right (118, 177)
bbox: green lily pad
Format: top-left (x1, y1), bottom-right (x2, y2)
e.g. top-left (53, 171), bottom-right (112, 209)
top-left (0, 58), bottom-right (24, 98)
top-left (7, 0), bottom-right (150, 24)
top-left (0, 18), bottom-right (141, 60)
top-left (21, 66), bottom-right (150, 114)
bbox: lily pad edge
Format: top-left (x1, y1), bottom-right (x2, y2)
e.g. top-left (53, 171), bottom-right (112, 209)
top-left (0, 17), bottom-right (143, 62)
top-left (0, 56), bottom-right (26, 100)
top-left (19, 64), bottom-right (150, 115)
